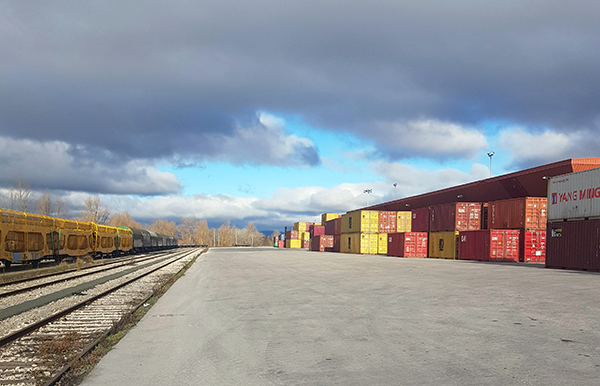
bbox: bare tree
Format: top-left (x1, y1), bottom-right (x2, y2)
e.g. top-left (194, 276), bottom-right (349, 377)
top-left (195, 220), bottom-right (211, 246)
top-left (55, 195), bottom-right (68, 218)
top-left (176, 217), bottom-right (200, 245)
top-left (217, 221), bottom-right (235, 247)
top-left (80, 195), bottom-right (111, 224)
top-left (8, 177), bottom-right (32, 212)
top-left (148, 219), bottom-right (176, 236)
top-left (37, 190), bottom-right (52, 216)
top-left (109, 211), bottom-right (142, 228)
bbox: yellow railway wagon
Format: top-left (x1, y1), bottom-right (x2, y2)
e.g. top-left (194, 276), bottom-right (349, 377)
top-left (378, 233), bottom-right (388, 255)
top-left (397, 211), bottom-right (412, 232)
top-left (340, 233), bottom-right (378, 255)
top-left (428, 231), bottom-right (459, 259)
top-left (116, 227), bottom-right (133, 254)
top-left (341, 211), bottom-right (379, 234)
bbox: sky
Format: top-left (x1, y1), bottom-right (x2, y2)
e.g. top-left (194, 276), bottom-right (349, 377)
top-left (1, 1), bottom-right (599, 231)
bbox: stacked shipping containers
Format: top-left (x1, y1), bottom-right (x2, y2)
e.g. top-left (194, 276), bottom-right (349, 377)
top-left (488, 197), bottom-right (546, 263)
top-left (325, 217), bottom-right (342, 252)
top-left (340, 210), bottom-right (379, 254)
top-left (546, 168), bottom-right (600, 271)
top-left (429, 203), bottom-right (482, 259)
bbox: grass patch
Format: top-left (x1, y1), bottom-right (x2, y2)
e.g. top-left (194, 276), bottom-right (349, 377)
top-left (55, 249), bottom-right (205, 386)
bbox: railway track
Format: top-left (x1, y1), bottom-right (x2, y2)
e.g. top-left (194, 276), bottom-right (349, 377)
top-left (0, 247), bottom-right (204, 386)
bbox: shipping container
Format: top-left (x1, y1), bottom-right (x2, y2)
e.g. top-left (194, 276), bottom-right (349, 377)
top-left (430, 202), bottom-right (481, 232)
top-left (302, 239), bottom-right (310, 249)
top-left (310, 225), bottom-right (325, 238)
top-left (340, 233), bottom-right (378, 254)
top-left (325, 218), bottom-right (342, 235)
top-left (286, 239), bottom-right (302, 249)
top-left (482, 203), bottom-right (489, 230)
top-left (378, 233), bottom-right (388, 254)
top-left (310, 235), bottom-right (334, 252)
top-left (520, 229), bottom-right (545, 263)
top-left (548, 167), bottom-right (600, 221)
top-left (411, 207), bottom-right (430, 232)
top-left (293, 222), bottom-right (307, 232)
top-left (331, 235), bottom-right (341, 252)
top-left (489, 197), bottom-right (547, 229)
top-left (278, 240), bottom-right (284, 248)
top-left (378, 211), bottom-right (397, 233)
top-left (428, 231), bottom-right (458, 259)
top-left (321, 213), bottom-right (341, 223)
top-left (387, 232), bottom-right (428, 258)
top-left (458, 230), bottom-right (520, 262)
top-left (546, 220), bottom-right (600, 271)
top-left (285, 230), bottom-right (299, 240)
top-left (341, 211), bottom-right (379, 234)
top-left (299, 231), bottom-right (310, 241)
top-left (397, 211), bottom-right (412, 232)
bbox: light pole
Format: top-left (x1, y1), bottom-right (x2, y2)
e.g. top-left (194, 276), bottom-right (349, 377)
top-left (364, 189), bottom-right (372, 206)
top-left (487, 151), bottom-right (495, 178)
top-left (393, 183), bottom-right (397, 198)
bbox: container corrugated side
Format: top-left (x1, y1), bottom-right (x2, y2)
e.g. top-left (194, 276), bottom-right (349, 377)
top-left (341, 211), bottom-right (378, 233)
top-left (378, 211), bottom-right (397, 233)
top-left (293, 222), bottom-right (307, 232)
top-left (546, 220), bottom-right (600, 271)
top-left (286, 239), bottom-right (301, 249)
top-left (388, 232), bottom-right (427, 258)
top-left (397, 211), bottom-right (412, 232)
top-left (310, 225), bottom-right (325, 238)
top-left (429, 231), bottom-right (458, 259)
top-left (331, 235), bottom-right (341, 252)
top-left (548, 167), bottom-right (600, 221)
top-left (411, 207), bottom-right (430, 232)
top-left (489, 197), bottom-right (546, 229)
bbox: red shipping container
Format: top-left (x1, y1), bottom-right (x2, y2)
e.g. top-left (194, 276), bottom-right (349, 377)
top-left (311, 235), bottom-right (334, 252)
top-left (285, 230), bottom-right (299, 240)
top-left (330, 235), bottom-right (341, 252)
top-left (378, 211), bottom-right (397, 233)
top-left (546, 220), bottom-right (600, 271)
top-left (302, 239), bottom-right (310, 249)
top-left (411, 207), bottom-right (430, 232)
top-left (278, 240), bottom-right (284, 248)
top-left (387, 232), bottom-right (428, 258)
top-left (325, 218), bottom-right (342, 235)
top-left (458, 230), bottom-right (520, 262)
top-left (520, 229), bottom-right (545, 263)
top-left (430, 202), bottom-right (481, 232)
top-left (489, 197), bottom-right (547, 230)
top-left (310, 225), bottom-right (325, 238)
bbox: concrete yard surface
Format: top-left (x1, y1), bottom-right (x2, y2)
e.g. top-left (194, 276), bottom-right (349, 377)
top-left (81, 248), bottom-right (600, 385)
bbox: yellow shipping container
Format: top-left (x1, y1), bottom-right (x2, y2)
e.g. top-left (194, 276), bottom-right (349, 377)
top-left (397, 211), bottom-right (412, 232)
top-left (341, 210), bottom-right (379, 233)
top-left (340, 233), bottom-right (378, 254)
top-left (286, 239), bottom-right (302, 249)
top-left (293, 222), bottom-right (307, 232)
top-left (428, 231), bottom-right (458, 259)
top-left (321, 213), bottom-right (340, 223)
top-left (378, 233), bottom-right (388, 254)
top-left (300, 231), bottom-right (310, 241)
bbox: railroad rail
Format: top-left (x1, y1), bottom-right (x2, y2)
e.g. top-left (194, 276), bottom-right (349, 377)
top-left (0, 247), bottom-right (204, 386)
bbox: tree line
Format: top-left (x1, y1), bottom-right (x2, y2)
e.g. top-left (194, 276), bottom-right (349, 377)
top-left (1, 179), bottom-right (276, 247)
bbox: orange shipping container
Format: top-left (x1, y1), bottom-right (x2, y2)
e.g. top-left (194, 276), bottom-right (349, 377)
top-left (378, 211), bottom-right (397, 233)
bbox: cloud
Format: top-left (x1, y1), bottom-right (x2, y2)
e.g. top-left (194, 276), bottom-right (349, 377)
top-left (371, 119), bottom-right (488, 160)
top-left (498, 127), bottom-right (596, 168)
top-left (1, 0), bottom-right (599, 172)
top-left (0, 136), bottom-right (181, 195)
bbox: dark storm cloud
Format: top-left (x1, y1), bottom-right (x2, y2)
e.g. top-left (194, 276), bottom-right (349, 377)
top-left (1, 0), bottom-right (599, 169)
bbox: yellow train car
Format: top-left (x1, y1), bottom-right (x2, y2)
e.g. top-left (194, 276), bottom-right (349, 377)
top-left (0, 208), bottom-right (130, 267)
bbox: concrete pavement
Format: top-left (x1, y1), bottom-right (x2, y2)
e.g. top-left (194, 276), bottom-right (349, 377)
top-left (81, 247), bottom-right (600, 385)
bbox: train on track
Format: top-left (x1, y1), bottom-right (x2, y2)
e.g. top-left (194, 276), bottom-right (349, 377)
top-left (0, 208), bottom-right (178, 268)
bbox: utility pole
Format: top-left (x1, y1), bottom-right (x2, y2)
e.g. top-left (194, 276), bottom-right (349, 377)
top-left (213, 229), bottom-right (216, 247)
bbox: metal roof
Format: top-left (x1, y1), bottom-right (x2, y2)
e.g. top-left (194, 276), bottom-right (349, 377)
top-left (363, 158), bottom-right (600, 211)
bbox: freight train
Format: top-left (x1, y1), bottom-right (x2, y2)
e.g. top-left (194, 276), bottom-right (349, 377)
top-left (0, 208), bottom-right (177, 268)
